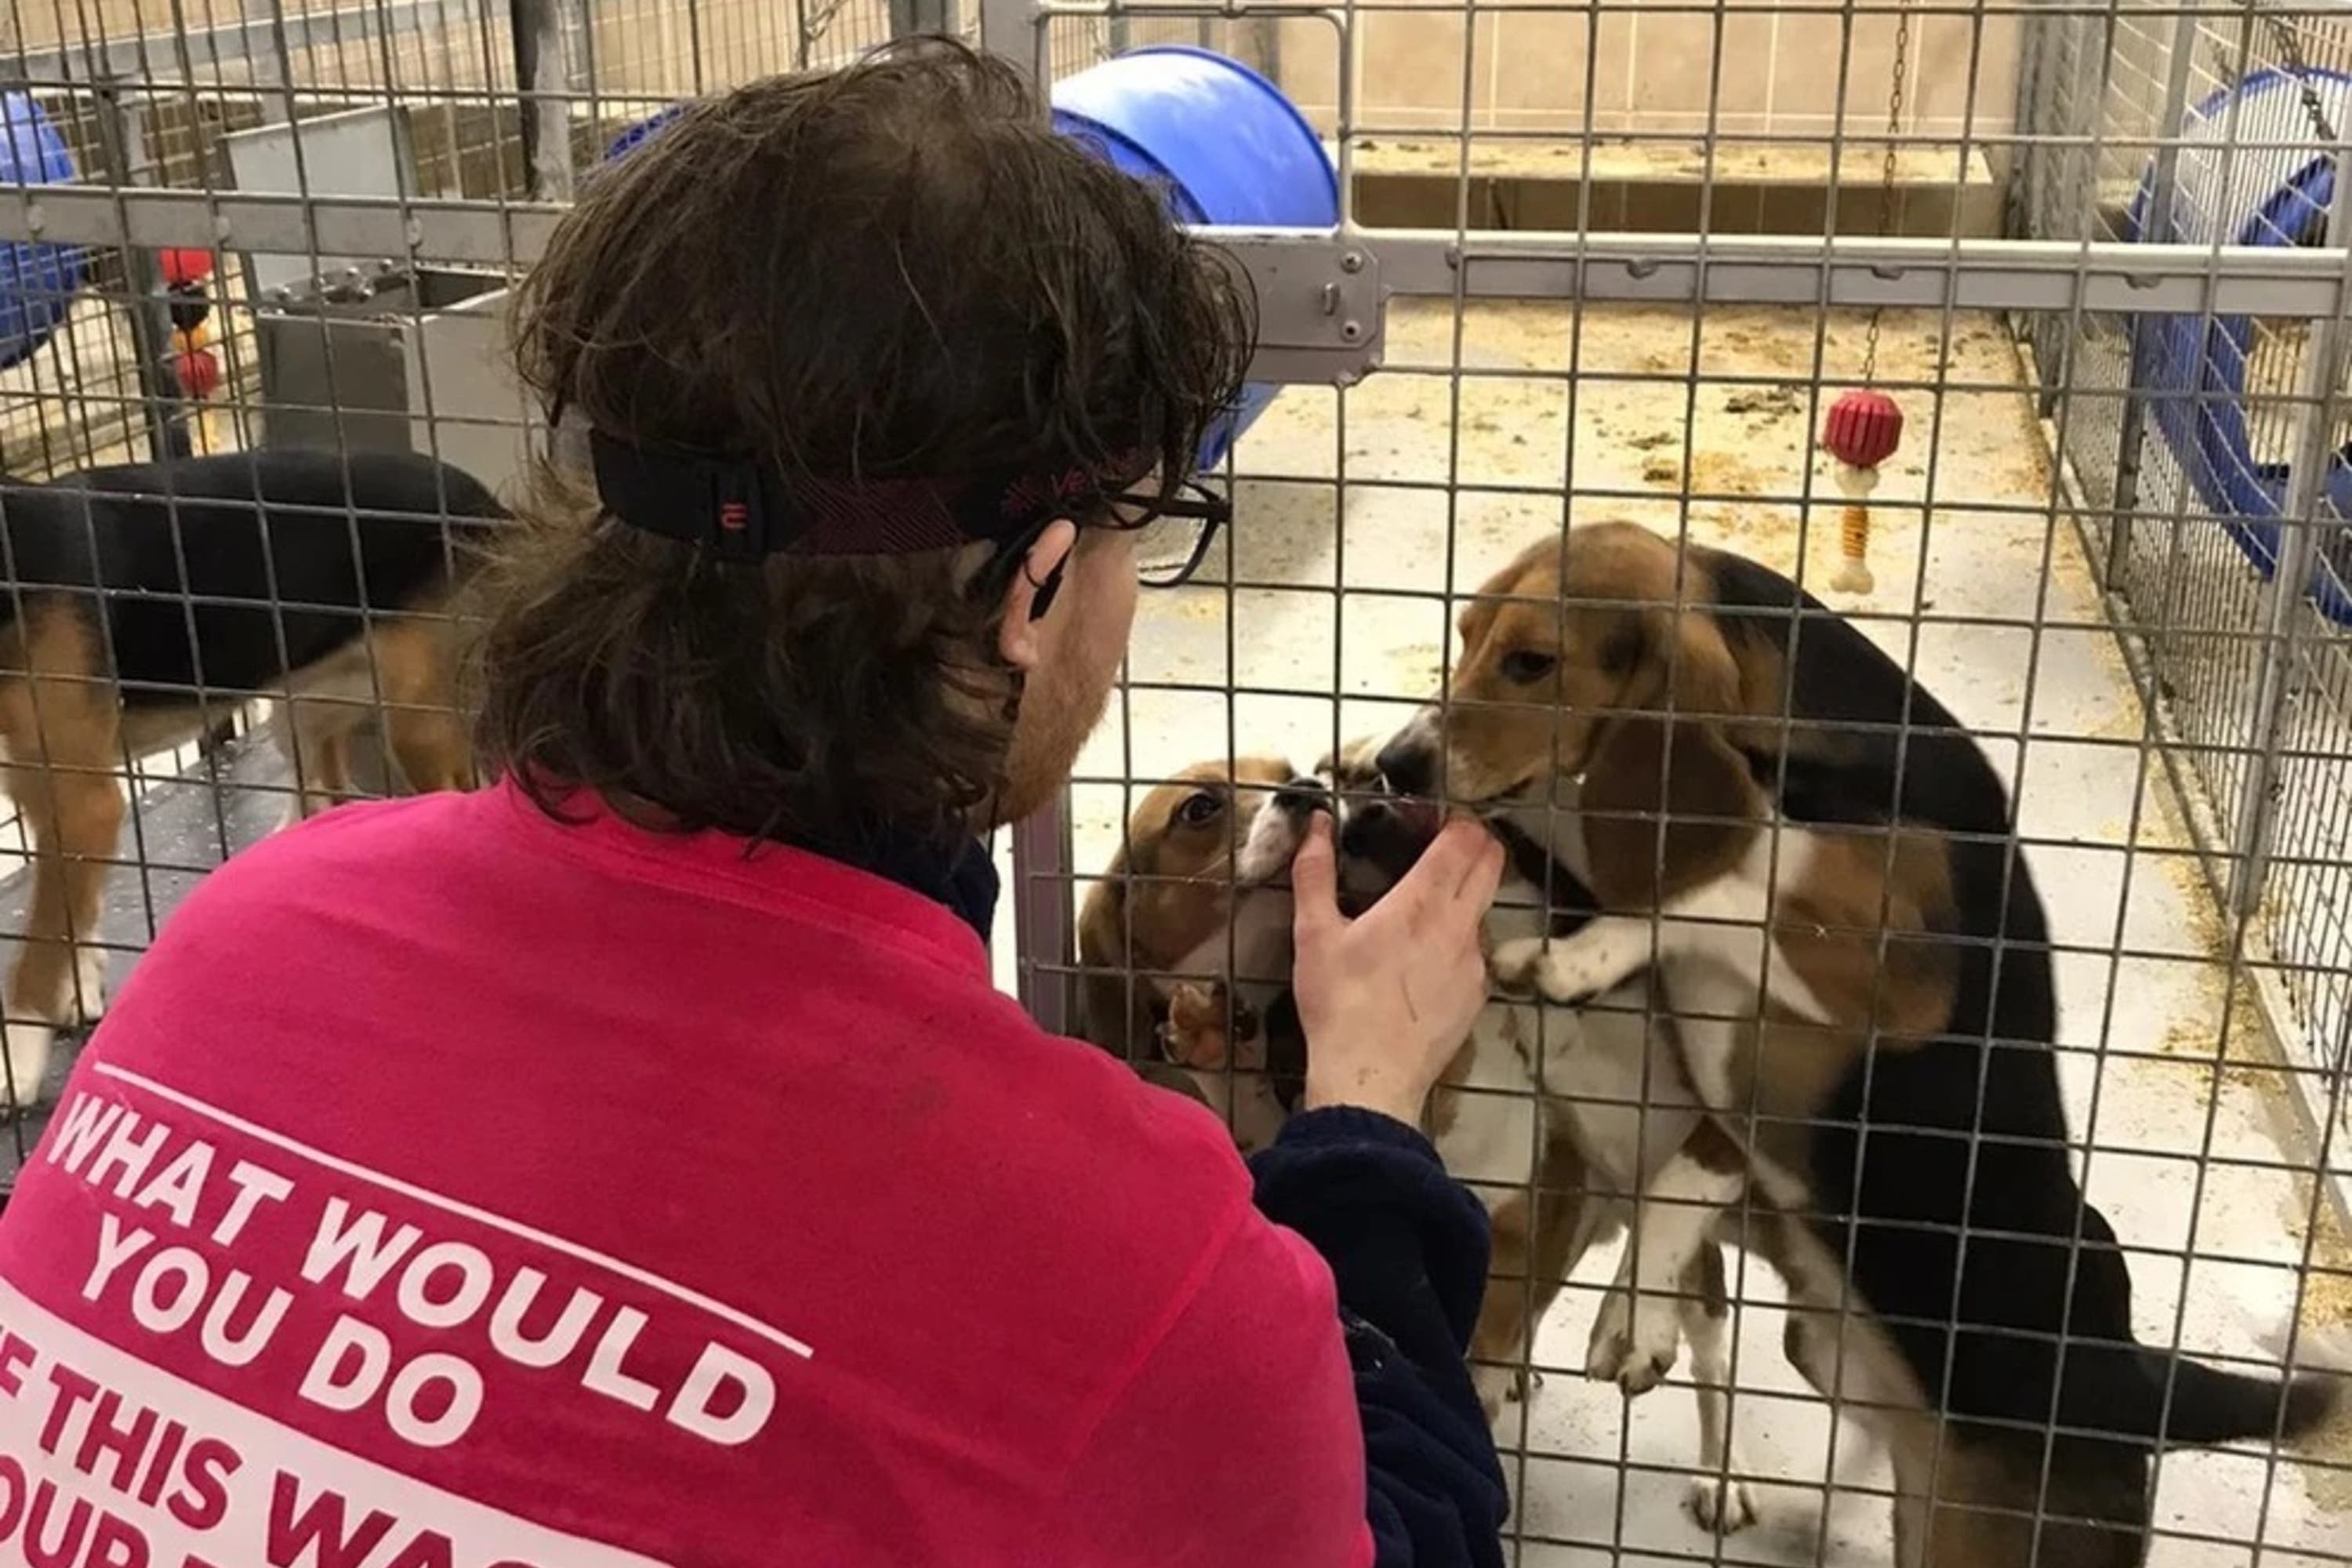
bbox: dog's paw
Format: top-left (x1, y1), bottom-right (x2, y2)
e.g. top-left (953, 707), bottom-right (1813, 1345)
top-left (1543, 927), bottom-right (1652, 1004)
top-left (69, 947), bottom-right (107, 1029)
top-left (1159, 982), bottom-right (1258, 1071)
top-left (1471, 1361), bottom-right (1544, 1423)
top-left (1488, 937), bottom-right (1539, 993)
top-left (1585, 1289), bottom-right (1681, 1396)
top-left (0, 1018), bottom-right (56, 1116)
top-left (1489, 934), bottom-right (1621, 1008)
top-left (1472, 1363), bottom-right (1519, 1424)
top-left (1490, 938), bottom-right (1580, 1004)
top-left (1685, 1474), bottom-right (1759, 1534)
top-left (1157, 984), bottom-right (1228, 1069)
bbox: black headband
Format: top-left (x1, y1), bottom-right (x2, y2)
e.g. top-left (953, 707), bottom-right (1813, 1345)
top-left (587, 430), bottom-right (1152, 563)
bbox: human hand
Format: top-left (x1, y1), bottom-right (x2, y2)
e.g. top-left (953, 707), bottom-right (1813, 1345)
top-left (1289, 813), bottom-right (1505, 1127)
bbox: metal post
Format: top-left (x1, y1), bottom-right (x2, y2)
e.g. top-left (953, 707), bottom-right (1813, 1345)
top-left (975, 0), bottom-right (1070, 1021)
top-left (245, 0), bottom-right (293, 125)
top-left (977, 0), bottom-right (1041, 82)
top-left (511, 0), bottom-right (574, 201)
top-left (1247, 15), bottom-right (1281, 85)
top-left (2034, 19), bottom-right (2100, 418)
top-left (2228, 123), bottom-right (2352, 917)
top-left (91, 84), bottom-right (191, 463)
top-left (2021, 9), bottom-right (2067, 414)
top-left (888, 0), bottom-right (953, 39)
top-left (1011, 808), bottom-right (1075, 1033)
top-left (2009, 0), bottom-right (2046, 239)
top-left (2106, 6), bottom-right (2204, 586)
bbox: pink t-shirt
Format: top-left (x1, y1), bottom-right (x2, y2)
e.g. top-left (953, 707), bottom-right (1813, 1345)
top-left (0, 780), bottom-right (1373, 1566)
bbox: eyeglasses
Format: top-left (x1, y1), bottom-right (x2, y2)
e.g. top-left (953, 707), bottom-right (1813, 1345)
top-left (1102, 478), bottom-right (1229, 590)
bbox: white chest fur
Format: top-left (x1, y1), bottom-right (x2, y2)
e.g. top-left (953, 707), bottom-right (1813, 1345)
top-left (1165, 887), bottom-right (1294, 1152)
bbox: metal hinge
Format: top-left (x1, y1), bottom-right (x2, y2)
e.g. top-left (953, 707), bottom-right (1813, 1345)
top-left (1212, 232), bottom-right (1386, 389)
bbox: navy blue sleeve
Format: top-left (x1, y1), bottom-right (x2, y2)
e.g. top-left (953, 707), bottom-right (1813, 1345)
top-left (1250, 1107), bottom-right (1509, 1568)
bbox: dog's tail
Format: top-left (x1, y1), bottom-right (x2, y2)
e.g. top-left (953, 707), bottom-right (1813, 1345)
top-left (2132, 1349), bottom-right (2339, 1445)
top-left (2062, 1328), bottom-right (2345, 1448)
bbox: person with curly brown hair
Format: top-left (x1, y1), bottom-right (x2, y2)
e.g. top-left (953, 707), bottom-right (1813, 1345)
top-left (0, 40), bottom-right (1508, 1566)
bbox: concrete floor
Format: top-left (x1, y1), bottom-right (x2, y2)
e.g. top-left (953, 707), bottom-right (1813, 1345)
top-left (1053, 298), bottom-right (2352, 1566)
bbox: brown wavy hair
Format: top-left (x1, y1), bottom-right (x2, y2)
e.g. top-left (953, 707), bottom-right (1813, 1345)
top-left (475, 38), bottom-right (1254, 847)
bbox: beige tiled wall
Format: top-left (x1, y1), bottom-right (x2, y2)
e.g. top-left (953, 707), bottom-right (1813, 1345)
top-left (1275, 2), bottom-right (2022, 141)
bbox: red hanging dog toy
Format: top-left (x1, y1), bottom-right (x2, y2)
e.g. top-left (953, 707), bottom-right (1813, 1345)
top-left (1818, 0), bottom-right (1915, 598)
top-left (1821, 387), bottom-right (1902, 595)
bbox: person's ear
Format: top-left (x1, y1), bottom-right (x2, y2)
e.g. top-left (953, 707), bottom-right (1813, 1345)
top-left (998, 519), bottom-right (1079, 670)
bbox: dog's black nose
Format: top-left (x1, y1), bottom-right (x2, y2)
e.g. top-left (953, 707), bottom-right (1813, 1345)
top-left (1274, 777), bottom-right (1328, 818)
top-left (1375, 736), bottom-right (1435, 797)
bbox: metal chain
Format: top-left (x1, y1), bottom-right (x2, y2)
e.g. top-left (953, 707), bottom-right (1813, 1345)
top-left (2249, 0), bottom-right (2340, 151)
top-left (1861, 0), bottom-right (1913, 383)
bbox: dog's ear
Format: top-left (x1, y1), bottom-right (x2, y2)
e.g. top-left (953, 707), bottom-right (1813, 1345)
top-left (1618, 601), bottom-right (1741, 719)
top-left (1570, 524), bottom-right (1741, 720)
top-left (1104, 824), bottom-right (1143, 883)
top-left (1581, 713), bottom-right (1759, 904)
top-left (1076, 857), bottom-right (1126, 968)
top-left (1078, 798), bottom-right (1146, 971)
top-left (1110, 786), bottom-right (1160, 883)
top-left (1076, 829), bottom-right (1145, 1052)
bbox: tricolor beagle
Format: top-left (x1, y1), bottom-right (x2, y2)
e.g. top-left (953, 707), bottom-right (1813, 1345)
top-left (1377, 522), bottom-right (2341, 1566)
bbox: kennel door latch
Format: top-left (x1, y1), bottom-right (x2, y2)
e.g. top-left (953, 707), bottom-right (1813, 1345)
top-left (1215, 234), bottom-right (1386, 388)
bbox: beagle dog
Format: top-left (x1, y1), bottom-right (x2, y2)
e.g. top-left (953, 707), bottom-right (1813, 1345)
top-left (0, 448), bottom-right (503, 1111)
top-left (1377, 522), bottom-right (2342, 1566)
top-left (1229, 736), bottom-right (1777, 1535)
top-left (1075, 757), bottom-right (1305, 1149)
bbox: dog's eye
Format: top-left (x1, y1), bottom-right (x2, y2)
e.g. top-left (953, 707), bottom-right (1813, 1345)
top-left (1177, 791), bottom-right (1224, 827)
top-left (1500, 649), bottom-right (1560, 684)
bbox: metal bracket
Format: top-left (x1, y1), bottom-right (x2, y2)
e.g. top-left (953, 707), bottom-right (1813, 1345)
top-left (1210, 230), bottom-right (1385, 388)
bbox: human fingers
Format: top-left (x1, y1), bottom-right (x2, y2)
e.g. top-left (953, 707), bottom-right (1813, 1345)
top-left (1385, 821), bottom-right (1490, 942)
top-left (1290, 812), bottom-right (1343, 944)
top-left (1454, 829), bottom-right (1505, 912)
top-left (1395, 816), bottom-right (1487, 903)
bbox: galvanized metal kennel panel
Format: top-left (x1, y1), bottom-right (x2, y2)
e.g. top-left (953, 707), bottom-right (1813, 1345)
top-left (0, 0), bottom-right (2343, 1564)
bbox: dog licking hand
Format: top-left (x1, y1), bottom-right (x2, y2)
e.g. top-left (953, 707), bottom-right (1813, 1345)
top-left (1077, 757), bottom-right (1322, 1150)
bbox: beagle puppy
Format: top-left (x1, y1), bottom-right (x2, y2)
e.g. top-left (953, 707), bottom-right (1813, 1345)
top-left (1075, 757), bottom-right (1304, 1149)
top-left (1377, 522), bottom-right (2340, 1566)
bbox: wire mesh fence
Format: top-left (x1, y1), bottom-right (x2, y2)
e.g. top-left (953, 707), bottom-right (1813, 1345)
top-left (2022, 0), bottom-right (2352, 1196)
top-left (0, 0), bottom-right (2343, 1563)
